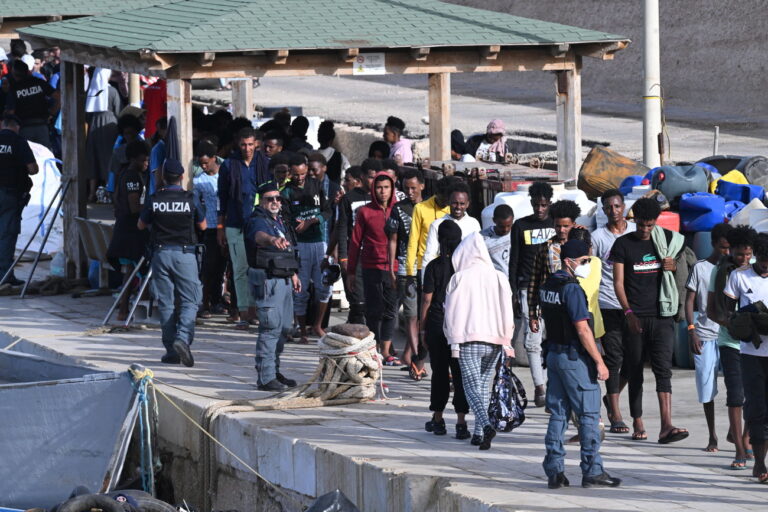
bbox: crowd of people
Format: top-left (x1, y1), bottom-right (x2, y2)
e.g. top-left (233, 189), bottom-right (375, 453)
top-left (4, 39), bottom-right (768, 489)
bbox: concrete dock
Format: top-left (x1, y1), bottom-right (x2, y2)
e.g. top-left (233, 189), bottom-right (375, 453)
top-left (1, 278), bottom-right (766, 511)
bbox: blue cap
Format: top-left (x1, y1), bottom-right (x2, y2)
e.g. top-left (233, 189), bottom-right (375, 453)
top-left (162, 158), bottom-right (185, 176)
top-left (561, 239), bottom-right (589, 260)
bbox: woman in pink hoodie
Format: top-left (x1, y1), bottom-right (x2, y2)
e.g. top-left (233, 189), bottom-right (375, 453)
top-left (444, 232), bottom-right (515, 450)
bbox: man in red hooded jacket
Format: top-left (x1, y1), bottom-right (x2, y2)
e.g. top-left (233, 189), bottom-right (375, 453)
top-left (348, 172), bottom-right (400, 364)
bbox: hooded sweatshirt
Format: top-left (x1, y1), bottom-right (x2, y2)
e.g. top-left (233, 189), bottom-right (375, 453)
top-left (348, 172), bottom-right (397, 272)
top-left (443, 232), bottom-right (515, 354)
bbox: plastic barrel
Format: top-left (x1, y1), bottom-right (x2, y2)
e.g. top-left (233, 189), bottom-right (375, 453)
top-left (674, 320), bottom-right (694, 369)
top-left (651, 165), bottom-right (710, 201)
top-left (715, 180), bottom-right (766, 204)
top-left (657, 211), bottom-right (680, 232)
top-left (725, 200), bottom-right (746, 221)
top-left (619, 175), bottom-right (644, 196)
top-left (692, 231), bottom-right (713, 259)
top-left (679, 193), bottom-right (725, 232)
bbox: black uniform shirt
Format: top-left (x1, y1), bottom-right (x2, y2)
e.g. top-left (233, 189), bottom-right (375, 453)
top-left (0, 128), bottom-right (35, 189)
top-left (539, 270), bottom-right (591, 347)
top-left (6, 75), bottom-right (55, 122)
top-left (140, 185), bottom-right (204, 246)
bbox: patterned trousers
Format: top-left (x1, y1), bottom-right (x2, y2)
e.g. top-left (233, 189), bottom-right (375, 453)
top-left (459, 342), bottom-right (502, 435)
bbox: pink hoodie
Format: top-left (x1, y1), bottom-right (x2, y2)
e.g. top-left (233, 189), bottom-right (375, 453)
top-left (443, 232), bottom-right (515, 354)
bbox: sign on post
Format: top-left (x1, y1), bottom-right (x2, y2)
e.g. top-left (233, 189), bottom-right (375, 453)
top-left (353, 53), bottom-right (386, 76)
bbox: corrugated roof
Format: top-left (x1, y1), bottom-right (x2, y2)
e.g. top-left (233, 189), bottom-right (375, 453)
top-left (1, 0), bottom-right (171, 18)
top-left (18, 0), bottom-right (627, 53)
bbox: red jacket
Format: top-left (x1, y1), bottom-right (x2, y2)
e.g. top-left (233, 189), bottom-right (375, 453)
top-left (348, 172), bottom-right (397, 272)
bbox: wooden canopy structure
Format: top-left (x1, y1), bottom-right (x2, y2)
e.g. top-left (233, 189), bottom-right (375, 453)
top-left (16, 0), bottom-right (629, 277)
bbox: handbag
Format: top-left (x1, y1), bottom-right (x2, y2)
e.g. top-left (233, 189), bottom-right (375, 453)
top-left (488, 356), bottom-right (528, 432)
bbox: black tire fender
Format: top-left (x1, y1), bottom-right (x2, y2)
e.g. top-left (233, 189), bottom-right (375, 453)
top-left (57, 494), bottom-right (125, 512)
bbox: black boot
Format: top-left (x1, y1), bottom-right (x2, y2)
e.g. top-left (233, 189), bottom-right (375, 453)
top-left (548, 472), bottom-right (570, 489)
top-left (424, 414), bottom-right (446, 435)
top-left (582, 472), bottom-right (621, 488)
top-left (479, 425), bottom-right (496, 450)
top-left (455, 423), bottom-right (471, 440)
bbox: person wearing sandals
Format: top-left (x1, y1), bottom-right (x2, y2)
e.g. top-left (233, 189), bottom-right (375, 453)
top-left (421, 220), bottom-right (470, 440)
top-left (538, 239), bottom-right (620, 488)
top-left (347, 172), bottom-right (400, 365)
top-left (684, 223), bottom-right (732, 454)
top-left (444, 232), bottom-right (515, 450)
top-left (708, 225), bottom-right (756, 470)
top-left (611, 198), bottom-right (689, 444)
top-left (723, 233), bottom-right (768, 483)
top-left (591, 188), bottom-right (635, 435)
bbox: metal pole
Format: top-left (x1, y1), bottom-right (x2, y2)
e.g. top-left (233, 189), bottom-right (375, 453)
top-left (20, 180), bottom-right (72, 298)
top-left (124, 267), bottom-right (153, 328)
top-left (0, 182), bottom-right (63, 285)
top-left (102, 256), bottom-right (146, 326)
top-left (713, 126), bottom-right (720, 155)
top-left (643, 0), bottom-right (662, 168)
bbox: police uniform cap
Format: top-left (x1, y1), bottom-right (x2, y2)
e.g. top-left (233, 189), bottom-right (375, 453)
top-left (163, 158), bottom-right (185, 176)
top-left (560, 240), bottom-right (589, 260)
top-left (258, 181), bottom-right (279, 195)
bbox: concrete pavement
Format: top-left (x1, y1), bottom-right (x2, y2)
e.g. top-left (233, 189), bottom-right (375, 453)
top-left (0, 263), bottom-right (765, 510)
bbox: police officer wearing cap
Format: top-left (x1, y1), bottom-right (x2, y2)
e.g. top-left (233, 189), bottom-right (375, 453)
top-left (244, 181), bottom-right (301, 391)
top-left (539, 239), bottom-right (621, 490)
top-left (138, 159), bottom-right (206, 367)
top-left (0, 114), bottom-right (38, 285)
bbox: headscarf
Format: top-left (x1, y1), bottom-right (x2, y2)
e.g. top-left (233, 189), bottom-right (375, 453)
top-left (486, 119), bottom-right (507, 157)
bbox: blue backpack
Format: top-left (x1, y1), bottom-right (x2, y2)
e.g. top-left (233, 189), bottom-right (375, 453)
top-left (488, 357), bottom-right (528, 432)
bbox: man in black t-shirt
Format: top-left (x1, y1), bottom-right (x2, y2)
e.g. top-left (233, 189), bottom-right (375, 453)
top-left (508, 181), bottom-right (555, 407)
top-left (610, 198), bottom-right (688, 444)
top-left (0, 114), bottom-right (38, 285)
top-left (4, 60), bottom-right (59, 149)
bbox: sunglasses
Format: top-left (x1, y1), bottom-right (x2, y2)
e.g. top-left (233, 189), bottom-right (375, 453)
top-left (263, 196), bottom-right (281, 203)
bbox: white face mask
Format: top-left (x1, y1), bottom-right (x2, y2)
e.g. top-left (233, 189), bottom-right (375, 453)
top-left (573, 262), bottom-right (592, 279)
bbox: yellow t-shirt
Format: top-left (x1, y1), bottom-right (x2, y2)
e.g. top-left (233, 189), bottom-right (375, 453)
top-left (578, 258), bottom-right (605, 339)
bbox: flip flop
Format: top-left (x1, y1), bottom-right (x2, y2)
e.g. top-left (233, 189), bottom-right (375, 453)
top-left (730, 459), bottom-right (747, 470)
top-left (609, 421), bottom-right (630, 434)
top-left (234, 320), bottom-right (250, 331)
top-left (632, 430), bottom-right (647, 441)
top-left (758, 473), bottom-right (768, 484)
top-left (747, 449), bottom-right (755, 460)
top-left (658, 428), bottom-right (689, 444)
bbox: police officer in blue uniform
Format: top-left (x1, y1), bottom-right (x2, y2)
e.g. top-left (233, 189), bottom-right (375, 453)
top-left (138, 159), bottom-right (206, 367)
top-left (244, 181), bottom-right (301, 391)
top-left (0, 114), bottom-right (38, 285)
top-left (539, 239), bottom-right (621, 489)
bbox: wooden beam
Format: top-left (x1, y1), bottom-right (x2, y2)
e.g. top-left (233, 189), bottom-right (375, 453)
top-left (178, 47), bottom-right (575, 79)
top-left (341, 48), bottom-right (359, 63)
top-left (575, 41), bottom-right (630, 60)
top-left (231, 79), bottom-right (254, 120)
top-left (60, 61), bottom-right (88, 279)
top-left (555, 55), bottom-right (583, 183)
top-left (550, 43), bottom-right (570, 58)
top-left (197, 52), bottom-right (216, 67)
top-left (53, 44), bottom-right (172, 77)
top-left (269, 49), bottom-right (289, 64)
top-left (481, 45), bottom-right (500, 60)
top-left (428, 73), bottom-right (451, 161)
top-left (167, 78), bottom-right (194, 190)
top-left (411, 47), bottom-right (430, 61)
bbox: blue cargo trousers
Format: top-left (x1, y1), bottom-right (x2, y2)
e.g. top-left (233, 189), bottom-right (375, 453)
top-left (249, 268), bottom-right (294, 386)
top-left (543, 346), bottom-right (604, 479)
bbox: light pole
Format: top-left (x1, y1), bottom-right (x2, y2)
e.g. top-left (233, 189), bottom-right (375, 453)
top-left (643, 0), bottom-right (662, 168)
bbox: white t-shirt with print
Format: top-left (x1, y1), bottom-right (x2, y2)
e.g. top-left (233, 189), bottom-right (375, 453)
top-left (724, 265), bottom-right (768, 357)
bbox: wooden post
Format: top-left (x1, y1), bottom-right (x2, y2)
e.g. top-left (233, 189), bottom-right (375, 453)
top-left (128, 74), bottom-right (141, 106)
top-left (555, 56), bottom-right (583, 183)
top-left (428, 72), bottom-right (451, 162)
top-left (231, 78), bottom-right (254, 120)
top-left (166, 78), bottom-right (193, 189)
top-left (60, 61), bottom-right (87, 279)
